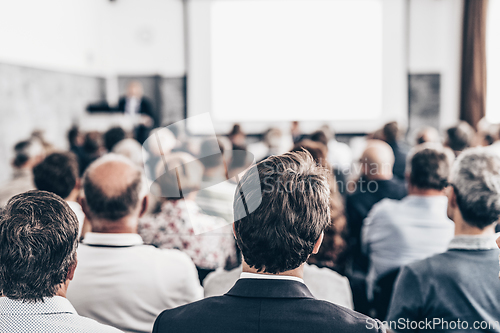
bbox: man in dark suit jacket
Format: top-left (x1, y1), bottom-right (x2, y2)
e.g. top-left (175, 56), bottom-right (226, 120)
top-left (117, 81), bottom-right (156, 144)
top-left (153, 151), bottom-right (385, 333)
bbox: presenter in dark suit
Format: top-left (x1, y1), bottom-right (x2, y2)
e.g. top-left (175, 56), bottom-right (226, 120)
top-left (117, 81), bottom-right (156, 144)
top-left (153, 151), bottom-right (386, 333)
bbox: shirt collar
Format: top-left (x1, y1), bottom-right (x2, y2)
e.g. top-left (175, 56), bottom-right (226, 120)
top-left (82, 232), bottom-right (144, 247)
top-left (0, 296), bottom-right (76, 315)
top-left (240, 272), bottom-right (305, 284)
top-left (447, 233), bottom-right (500, 250)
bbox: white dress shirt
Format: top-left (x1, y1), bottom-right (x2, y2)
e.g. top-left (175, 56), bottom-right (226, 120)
top-left (239, 272), bottom-right (305, 284)
top-left (0, 296), bottom-right (122, 333)
top-left (204, 264), bottom-right (354, 309)
top-left (67, 233), bottom-right (203, 333)
top-left (66, 200), bottom-right (85, 237)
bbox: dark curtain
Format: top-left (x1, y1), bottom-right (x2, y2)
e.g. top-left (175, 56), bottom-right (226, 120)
top-left (460, 0), bottom-right (488, 130)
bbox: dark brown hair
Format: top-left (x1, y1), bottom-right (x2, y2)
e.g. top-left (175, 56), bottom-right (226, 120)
top-left (233, 150), bottom-right (331, 273)
top-left (0, 191), bottom-right (78, 301)
top-left (292, 140), bottom-right (347, 269)
top-left (33, 152), bottom-right (79, 199)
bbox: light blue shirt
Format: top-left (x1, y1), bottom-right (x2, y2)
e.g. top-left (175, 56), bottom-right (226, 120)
top-left (362, 195), bottom-right (455, 300)
top-left (0, 296), bottom-right (122, 333)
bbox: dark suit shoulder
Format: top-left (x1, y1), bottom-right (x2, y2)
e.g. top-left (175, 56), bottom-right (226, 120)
top-left (154, 295), bottom-right (385, 333)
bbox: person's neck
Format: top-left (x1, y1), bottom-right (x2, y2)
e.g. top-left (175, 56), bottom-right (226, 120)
top-left (241, 260), bottom-right (304, 280)
top-left (453, 217), bottom-right (496, 236)
top-left (408, 186), bottom-right (444, 197)
top-left (55, 280), bottom-right (70, 298)
top-left (90, 216), bottom-right (138, 234)
top-left (65, 188), bottom-right (80, 203)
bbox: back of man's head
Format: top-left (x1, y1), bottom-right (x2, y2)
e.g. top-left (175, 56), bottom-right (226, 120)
top-left (0, 190), bottom-right (78, 301)
top-left (309, 130), bottom-right (329, 147)
top-left (382, 121), bottom-right (400, 143)
top-left (415, 126), bottom-right (441, 145)
top-left (233, 150), bottom-right (330, 274)
top-left (12, 139), bottom-right (44, 169)
top-left (407, 144), bottom-right (454, 191)
top-left (360, 140), bottom-right (395, 179)
top-left (33, 152), bottom-right (79, 199)
top-left (104, 127), bottom-right (126, 152)
top-left (292, 140), bottom-right (328, 167)
top-left (83, 154), bottom-right (145, 221)
top-left (446, 121), bottom-right (475, 153)
top-left (451, 148), bottom-right (500, 228)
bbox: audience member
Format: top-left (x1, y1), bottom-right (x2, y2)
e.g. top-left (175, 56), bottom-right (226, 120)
top-left (291, 140), bottom-right (347, 272)
top-left (143, 127), bottom-right (176, 180)
top-left (0, 191), bottom-right (121, 333)
top-left (67, 154), bottom-right (202, 333)
top-left (320, 125), bottom-right (353, 172)
top-left (104, 126), bottom-right (127, 152)
top-left (444, 121), bottom-right (475, 156)
top-left (346, 140), bottom-right (407, 273)
top-left (79, 131), bottom-right (103, 175)
top-left (387, 148), bottom-right (500, 331)
top-left (228, 123), bottom-right (246, 148)
top-left (290, 120), bottom-right (306, 143)
top-left (0, 139), bottom-right (44, 206)
top-left (362, 145), bottom-right (455, 304)
top-left (196, 139), bottom-right (236, 223)
top-left (139, 152), bottom-right (237, 282)
top-left (68, 126), bottom-right (85, 168)
top-left (112, 138), bottom-right (143, 167)
top-left (153, 151), bottom-right (385, 333)
top-left (33, 152), bottom-right (85, 236)
top-left (381, 121), bottom-right (409, 180)
top-left (414, 126), bottom-right (441, 145)
top-left (261, 127), bottom-right (286, 160)
top-left (117, 81), bottom-right (156, 144)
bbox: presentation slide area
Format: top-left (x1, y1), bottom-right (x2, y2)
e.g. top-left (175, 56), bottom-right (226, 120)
top-left (187, 0), bottom-right (407, 134)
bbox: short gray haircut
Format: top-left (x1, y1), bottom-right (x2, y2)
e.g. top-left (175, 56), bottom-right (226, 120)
top-left (450, 147), bottom-right (500, 228)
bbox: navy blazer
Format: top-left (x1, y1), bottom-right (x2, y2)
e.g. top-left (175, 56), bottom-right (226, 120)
top-left (153, 278), bottom-right (385, 333)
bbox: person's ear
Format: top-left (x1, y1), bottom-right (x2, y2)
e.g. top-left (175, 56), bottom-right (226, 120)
top-left (67, 254), bottom-right (78, 281)
top-left (232, 223), bottom-right (237, 239)
top-left (80, 197), bottom-right (91, 217)
top-left (312, 232), bottom-right (324, 255)
top-left (448, 186), bottom-right (458, 209)
top-left (139, 195), bottom-right (149, 218)
top-left (74, 178), bottom-right (82, 191)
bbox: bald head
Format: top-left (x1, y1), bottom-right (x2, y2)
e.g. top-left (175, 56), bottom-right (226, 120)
top-left (415, 127), bottom-right (441, 145)
top-left (360, 140), bottom-right (395, 179)
top-left (83, 154), bottom-right (146, 222)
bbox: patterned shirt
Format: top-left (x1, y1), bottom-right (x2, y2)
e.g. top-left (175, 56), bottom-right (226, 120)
top-left (0, 296), bottom-right (122, 333)
top-left (139, 200), bottom-right (237, 270)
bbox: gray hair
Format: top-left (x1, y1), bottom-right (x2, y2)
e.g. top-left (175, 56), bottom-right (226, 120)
top-left (113, 138), bottom-right (143, 167)
top-left (450, 147), bottom-right (500, 228)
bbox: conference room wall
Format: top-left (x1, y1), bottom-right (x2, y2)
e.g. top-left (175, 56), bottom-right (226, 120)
top-left (0, 63), bottom-right (105, 184)
top-left (0, 0), bottom-right (465, 184)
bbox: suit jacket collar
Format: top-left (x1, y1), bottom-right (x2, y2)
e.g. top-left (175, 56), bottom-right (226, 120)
top-left (226, 278), bottom-right (315, 299)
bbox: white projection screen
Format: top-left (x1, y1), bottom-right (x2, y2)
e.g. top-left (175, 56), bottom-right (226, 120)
top-left (187, 0), bottom-right (407, 133)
